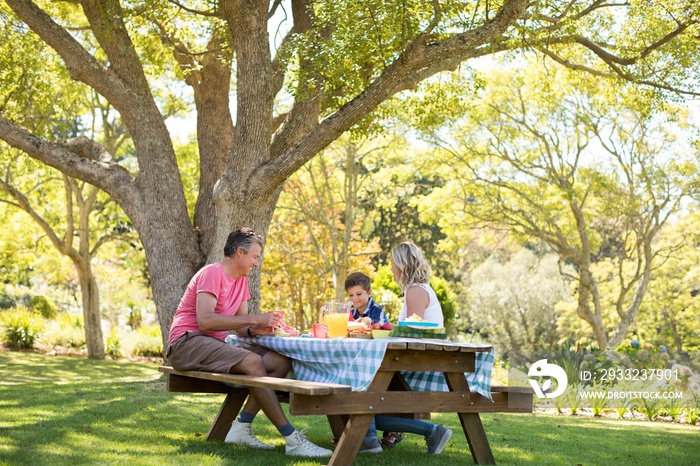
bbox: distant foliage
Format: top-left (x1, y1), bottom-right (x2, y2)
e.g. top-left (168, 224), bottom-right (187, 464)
top-left (1, 307), bottom-right (42, 349)
top-left (127, 307), bottom-right (143, 330)
top-left (29, 295), bottom-right (58, 320)
top-left (125, 324), bottom-right (163, 357)
top-left (105, 329), bottom-right (122, 359)
top-left (40, 313), bottom-right (85, 349)
top-left (0, 290), bottom-right (15, 310)
top-left (467, 249), bottom-right (572, 353)
top-left (430, 276), bottom-right (457, 328)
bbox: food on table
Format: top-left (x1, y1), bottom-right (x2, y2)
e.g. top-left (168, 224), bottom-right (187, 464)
top-left (371, 329), bottom-right (391, 339)
top-left (347, 320), bottom-right (372, 336)
top-left (271, 323), bottom-right (299, 337)
top-left (405, 314), bottom-right (425, 322)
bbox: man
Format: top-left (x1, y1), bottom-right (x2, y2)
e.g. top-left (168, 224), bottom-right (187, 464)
top-left (166, 228), bottom-right (332, 457)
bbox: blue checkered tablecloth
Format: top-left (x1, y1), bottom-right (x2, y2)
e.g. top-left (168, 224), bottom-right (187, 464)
top-left (226, 335), bottom-right (494, 399)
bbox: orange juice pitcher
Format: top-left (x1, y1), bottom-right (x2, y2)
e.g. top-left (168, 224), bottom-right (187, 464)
top-left (322, 301), bottom-right (351, 338)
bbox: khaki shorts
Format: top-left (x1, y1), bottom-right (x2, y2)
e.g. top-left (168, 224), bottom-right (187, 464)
top-left (166, 331), bottom-right (268, 374)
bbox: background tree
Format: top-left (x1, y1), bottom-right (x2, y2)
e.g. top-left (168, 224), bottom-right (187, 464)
top-left (1, 0), bottom-right (698, 345)
top-left (466, 248), bottom-right (573, 353)
top-left (261, 137), bottom-right (380, 329)
top-left (635, 211), bottom-right (700, 352)
top-left (420, 64), bottom-right (699, 348)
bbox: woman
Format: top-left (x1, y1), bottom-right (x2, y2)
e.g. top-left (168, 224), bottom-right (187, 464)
top-left (361, 242), bottom-right (451, 455)
top-left (392, 241), bottom-right (444, 326)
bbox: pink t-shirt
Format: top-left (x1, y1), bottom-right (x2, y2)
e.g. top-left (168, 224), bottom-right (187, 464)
top-left (168, 263), bottom-right (251, 344)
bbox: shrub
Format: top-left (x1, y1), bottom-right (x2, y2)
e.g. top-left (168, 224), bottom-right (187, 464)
top-left (585, 381), bottom-right (608, 417)
top-left (105, 329), bottom-right (122, 359)
top-left (0, 290), bottom-right (15, 310)
top-left (125, 324), bottom-right (163, 358)
top-left (39, 313), bottom-right (85, 349)
top-left (663, 395), bottom-right (685, 421)
top-left (636, 396), bottom-right (663, 421)
top-left (1, 307), bottom-right (43, 350)
top-left (127, 307), bottom-right (143, 330)
top-left (29, 295), bottom-right (58, 320)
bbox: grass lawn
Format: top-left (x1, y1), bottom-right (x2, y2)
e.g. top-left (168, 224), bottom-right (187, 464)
top-left (0, 351), bottom-right (697, 465)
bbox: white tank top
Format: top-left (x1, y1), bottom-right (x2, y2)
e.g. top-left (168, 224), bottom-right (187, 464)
top-left (398, 283), bottom-right (444, 327)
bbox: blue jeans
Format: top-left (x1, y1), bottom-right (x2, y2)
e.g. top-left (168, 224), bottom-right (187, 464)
top-left (365, 415), bottom-right (435, 443)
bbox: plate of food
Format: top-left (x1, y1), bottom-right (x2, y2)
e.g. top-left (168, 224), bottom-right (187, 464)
top-left (398, 321), bottom-right (439, 328)
top-left (347, 319), bottom-right (373, 337)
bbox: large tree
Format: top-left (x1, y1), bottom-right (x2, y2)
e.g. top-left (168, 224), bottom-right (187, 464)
top-left (419, 64), bottom-right (699, 348)
top-left (0, 0), bottom-right (698, 342)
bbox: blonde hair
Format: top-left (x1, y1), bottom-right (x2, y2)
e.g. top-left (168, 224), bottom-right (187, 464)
top-left (391, 242), bottom-right (431, 290)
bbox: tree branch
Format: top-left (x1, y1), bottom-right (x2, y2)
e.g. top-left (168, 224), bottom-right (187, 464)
top-left (5, 0), bottom-right (133, 103)
top-left (269, 0), bottom-right (323, 159)
top-left (0, 117), bottom-right (138, 205)
top-left (0, 177), bottom-right (68, 254)
top-left (252, 0), bottom-right (530, 196)
top-left (168, 0), bottom-right (221, 17)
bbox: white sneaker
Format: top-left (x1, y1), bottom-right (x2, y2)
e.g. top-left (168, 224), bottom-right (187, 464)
top-left (284, 429), bottom-right (333, 457)
top-left (225, 420), bottom-right (275, 450)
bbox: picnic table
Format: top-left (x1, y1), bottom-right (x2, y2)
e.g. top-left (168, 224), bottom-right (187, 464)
top-left (161, 336), bottom-right (533, 465)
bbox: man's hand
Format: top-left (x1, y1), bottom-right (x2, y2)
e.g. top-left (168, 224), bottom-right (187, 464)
top-left (258, 311), bottom-right (284, 329)
top-left (249, 312), bottom-right (284, 336)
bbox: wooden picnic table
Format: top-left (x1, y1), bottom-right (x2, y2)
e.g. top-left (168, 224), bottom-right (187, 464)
top-left (161, 337), bottom-right (533, 465)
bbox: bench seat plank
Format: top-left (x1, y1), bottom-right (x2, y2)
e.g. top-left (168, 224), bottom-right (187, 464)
top-left (159, 366), bottom-right (352, 395)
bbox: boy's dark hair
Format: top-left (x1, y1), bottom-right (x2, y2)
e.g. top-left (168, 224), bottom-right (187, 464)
top-left (344, 272), bottom-right (372, 292)
top-left (224, 228), bottom-right (263, 257)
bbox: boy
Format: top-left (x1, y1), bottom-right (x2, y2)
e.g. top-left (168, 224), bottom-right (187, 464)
top-left (344, 272), bottom-right (388, 325)
top-left (344, 271), bottom-right (451, 455)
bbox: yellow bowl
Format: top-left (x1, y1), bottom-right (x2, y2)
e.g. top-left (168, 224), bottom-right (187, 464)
top-left (371, 329), bottom-right (391, 339)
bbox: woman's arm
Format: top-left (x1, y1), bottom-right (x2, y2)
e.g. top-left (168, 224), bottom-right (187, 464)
top-left (404, 285), bottom-right (430, 320)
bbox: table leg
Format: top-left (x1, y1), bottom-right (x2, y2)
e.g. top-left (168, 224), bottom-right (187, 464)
top-left (327, 414), bottom-right (348, 441)
top-left (444, 372), bottom-right (495, 464)
top-left (206, 388), bottom-right (248, 440)
top-left (329, 414), bottom-right (374, 466)
top-left (327, 370), bottom-right (396, 465)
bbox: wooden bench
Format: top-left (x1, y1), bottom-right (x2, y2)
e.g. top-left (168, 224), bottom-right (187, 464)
top-left (159, 366), bottom-right (352, 440)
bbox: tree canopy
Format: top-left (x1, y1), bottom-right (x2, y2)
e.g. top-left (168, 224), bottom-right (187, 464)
top-left (1, 0), bottom-right (698, 344)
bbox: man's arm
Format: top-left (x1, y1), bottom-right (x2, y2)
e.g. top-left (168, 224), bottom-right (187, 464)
top-left (196, 293), bottom-right (282, 332)
top-left (232, 301), bottom-right (277, 337)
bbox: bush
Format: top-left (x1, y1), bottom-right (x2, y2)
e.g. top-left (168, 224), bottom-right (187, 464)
top-left (0, 290), bottom-right (15, 310)
top-left (29, 295), bottom-right (58, 320)
top-left (125, 324), bottom-right (163, 357)
top-left (127, 307), bottom-right (143, 329)
top-left (105, 329), bottom-right (122, 359)
top-left (40, 313), bottom-right (85, 349)
top-left (1, 307), bottom-right (43, 350)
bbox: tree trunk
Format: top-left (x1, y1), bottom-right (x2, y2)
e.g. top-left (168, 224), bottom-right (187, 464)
top-left (135, 221), bottom-right (203, 342)
top-left (210, 188), bottom-right (283, 314)
top-left (75, 263), bottom-right (104, 359)
top-left (576, 269), bottom-right (609, 349)
top-left (664, 309), bottom-right (683, 352)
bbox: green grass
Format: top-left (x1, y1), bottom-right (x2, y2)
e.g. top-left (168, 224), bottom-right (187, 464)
top-left (0, 351), bottom-right (697, 465)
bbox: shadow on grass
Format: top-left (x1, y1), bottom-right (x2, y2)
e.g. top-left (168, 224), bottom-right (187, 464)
top-left (0, 350), bottom-right (158, 385)
top-left (1, 351), bottom-right (697, 466)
